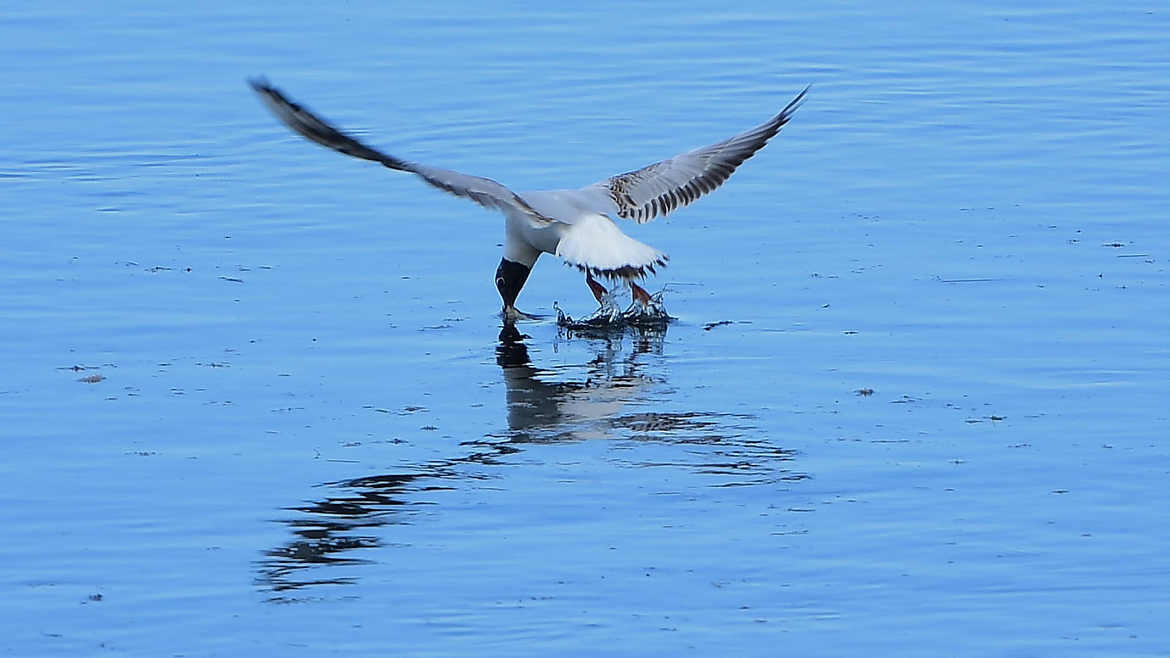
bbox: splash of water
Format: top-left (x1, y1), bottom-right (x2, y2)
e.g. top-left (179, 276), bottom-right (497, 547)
top-left (555, 287), bottom-right (672, 332)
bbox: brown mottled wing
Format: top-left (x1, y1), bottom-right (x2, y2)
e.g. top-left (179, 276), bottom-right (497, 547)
top-left (249, 78), bottom-right (554, 225)
top-left (581, 86), bottom-right (808, 224)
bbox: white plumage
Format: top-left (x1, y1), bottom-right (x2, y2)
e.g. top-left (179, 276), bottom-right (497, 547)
top-left (552, 212), bottom-right (666, 274)
top-left (250, 78), bottom-right (807, 313)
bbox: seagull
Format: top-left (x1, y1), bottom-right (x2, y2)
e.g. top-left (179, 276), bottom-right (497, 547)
top-left (249, 79), bottom-right (807, 319)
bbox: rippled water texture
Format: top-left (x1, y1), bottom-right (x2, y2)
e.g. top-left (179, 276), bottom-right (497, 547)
top-left (2, 2), bottom-right (1168, 656)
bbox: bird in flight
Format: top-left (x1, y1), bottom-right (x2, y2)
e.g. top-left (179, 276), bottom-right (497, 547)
top-left (250, 79), bottom-right (807, 319)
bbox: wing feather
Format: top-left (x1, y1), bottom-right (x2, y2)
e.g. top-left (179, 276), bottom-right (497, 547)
top-left (578, 86), bottom-right (808, 223)
top-left (249, 78), bottom-right (553, 226)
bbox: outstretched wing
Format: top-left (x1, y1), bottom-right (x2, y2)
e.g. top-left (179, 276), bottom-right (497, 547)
top-left (573, 86), bottom-right (808, 224)
top-left (249, 78), bottom-right (554, 226)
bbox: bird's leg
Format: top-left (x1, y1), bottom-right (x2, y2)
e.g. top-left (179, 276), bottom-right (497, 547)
top-left (583, 271), bottom-right (622, 322)
top-left (629, 279), bottom-right (652, 307)
top-left (585, 272), bottom-right (609, 305)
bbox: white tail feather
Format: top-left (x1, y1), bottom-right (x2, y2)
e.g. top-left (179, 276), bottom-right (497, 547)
top-left (555, 214), bottom-right (666, 278)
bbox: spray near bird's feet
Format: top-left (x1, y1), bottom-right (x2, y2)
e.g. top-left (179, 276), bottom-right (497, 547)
top-left (555, 285), bottom-right (672, 333)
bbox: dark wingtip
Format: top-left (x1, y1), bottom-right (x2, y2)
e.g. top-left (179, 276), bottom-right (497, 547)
top-left (247, 77), bottom-right (307, 118)
top-left (247, 76), bottom-right (271, 93)
top-left (782, 84), bottom-right (812, 116)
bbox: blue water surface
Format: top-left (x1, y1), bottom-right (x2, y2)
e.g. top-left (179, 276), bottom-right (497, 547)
top-left (2, 2), bottom-right (1168, 656)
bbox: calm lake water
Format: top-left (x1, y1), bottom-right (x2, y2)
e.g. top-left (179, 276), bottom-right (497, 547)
top-left (3, 2), bottom-right (1168, 656)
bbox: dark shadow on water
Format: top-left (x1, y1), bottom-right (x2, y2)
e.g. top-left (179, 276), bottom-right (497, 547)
top-left (256, 320), bottom-right (806, 599)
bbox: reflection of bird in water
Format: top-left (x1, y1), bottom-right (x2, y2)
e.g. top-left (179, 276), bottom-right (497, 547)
top-left (257, 324), bottom-right (803, 598)
top-left (495, 323), bottom-right (664, 443)
top-left (250, 79), bottom-right (807, 318)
